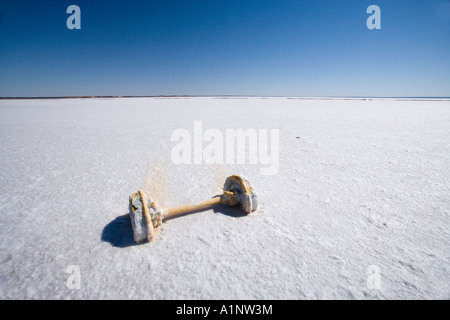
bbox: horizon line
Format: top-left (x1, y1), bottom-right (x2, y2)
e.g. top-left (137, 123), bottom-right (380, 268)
top-left (1, 95), bottom-right (450, 100)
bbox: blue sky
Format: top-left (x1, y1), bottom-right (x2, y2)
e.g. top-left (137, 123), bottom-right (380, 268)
top-left (0, 0), bottom-right (449, 97)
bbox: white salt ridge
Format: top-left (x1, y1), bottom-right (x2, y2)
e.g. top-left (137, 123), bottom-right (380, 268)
top-left (0, 97), bottom-right (449, 299)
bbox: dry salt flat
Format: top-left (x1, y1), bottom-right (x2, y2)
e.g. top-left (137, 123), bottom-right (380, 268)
top-left (0, 97), bottom-right (448, 299)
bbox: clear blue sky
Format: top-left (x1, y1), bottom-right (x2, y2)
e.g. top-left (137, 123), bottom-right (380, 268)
top-left (0, 0), bottom-right (449, 97)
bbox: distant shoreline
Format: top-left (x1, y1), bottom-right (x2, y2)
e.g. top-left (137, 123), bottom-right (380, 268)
top-left (1, 95), bottom-right (449, 101)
